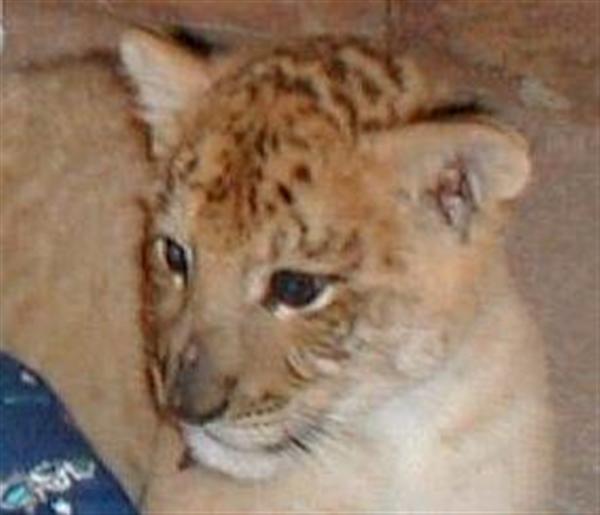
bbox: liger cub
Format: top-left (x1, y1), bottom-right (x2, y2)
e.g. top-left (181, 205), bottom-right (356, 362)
top-left (121, 30), bottom-right (552, 512)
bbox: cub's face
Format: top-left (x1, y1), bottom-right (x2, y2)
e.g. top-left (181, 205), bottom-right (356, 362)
top-left (122, 31), bottom-right (530, 480)
top-left (146, 133), bottom-right (414, 480)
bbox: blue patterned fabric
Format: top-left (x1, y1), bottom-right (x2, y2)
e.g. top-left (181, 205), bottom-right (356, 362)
top-left (0, 351), bottom-right (138, 515)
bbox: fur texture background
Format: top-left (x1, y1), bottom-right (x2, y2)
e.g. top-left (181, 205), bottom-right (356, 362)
top-left (0, 57), bottom-right (158, 500)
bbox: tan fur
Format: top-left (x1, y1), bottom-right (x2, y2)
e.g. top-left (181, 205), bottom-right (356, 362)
top-left (121, 32), bottom-right (553, 512)
top-left (0, 56), bottom-right (158, 500)
top-left (0, 30), bottom-right (553, 513)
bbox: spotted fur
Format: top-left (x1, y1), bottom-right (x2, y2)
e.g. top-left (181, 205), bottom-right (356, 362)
top-left (122, 30), bottom-right (552, 511)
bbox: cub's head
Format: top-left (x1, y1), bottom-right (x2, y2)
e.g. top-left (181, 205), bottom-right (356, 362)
top-left (121, 30), bottom-right (530, 480)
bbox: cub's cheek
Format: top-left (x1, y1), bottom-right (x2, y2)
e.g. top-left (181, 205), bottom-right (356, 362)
top-left (393, 327), bottom-right (447, 379)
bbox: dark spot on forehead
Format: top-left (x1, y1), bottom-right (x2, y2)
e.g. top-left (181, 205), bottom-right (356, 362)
top-left (250, 165), bottom-right (263, 181)
top-left (270, 133), bottom-right (280, 153)
top-left (293, 164), bottom-right (312, 183)
top-left (246, 83), bottom-right (258, 101)
top-left (358, 72), bottom-right (382, 102)
top-left (206, 175), bottom-right (228, 202)
top-left (283, 133), bottom-right (311, 151)
top-left (360, 118), bottom-right (384, 132)
top-left (331, 89), bottom-right (357, 134)
top-left (248, 184), bottom-right (258, 215)
top-left (233, 130), bottom-right (245, 144)
top-left (382, 250), bottom-right (407, 272)
top-left (254, 127), bottom-right (267, 158)
top-left (277, 183), bottom-right (294, 205)
top-left (288, 76), bottom-right (320, 101)
top-left (327, 57), bottom-right (348, 83)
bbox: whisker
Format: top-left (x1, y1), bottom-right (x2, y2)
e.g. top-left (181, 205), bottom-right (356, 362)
top-left (294, 407), bottom-right (355, 461)
top-left (281, 438), bottom-right (309, 466)
top-left (289, 435), bottom-right (312, 454)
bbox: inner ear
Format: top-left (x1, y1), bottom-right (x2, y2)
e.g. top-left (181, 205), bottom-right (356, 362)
top-left (367, 118), bottom-right (531, 233)
top-left (432, 158), bottom-right (477, 231)
top-left (120, 29), bottom-right (220, 161)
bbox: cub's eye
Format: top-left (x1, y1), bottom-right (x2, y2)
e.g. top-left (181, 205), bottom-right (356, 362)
top-left (156, 237), bottom-right (190, 279)
top-left (269, 270), bottom-right (327, 309)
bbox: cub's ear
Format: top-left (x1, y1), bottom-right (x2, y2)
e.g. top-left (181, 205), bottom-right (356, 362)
top-left (372, 120), bottom-right (531, 232)
top-left (120, 29), bottom-right (215, 160)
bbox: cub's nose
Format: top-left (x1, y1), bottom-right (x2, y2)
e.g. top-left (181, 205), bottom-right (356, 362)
top-left (167, 339), bottom-right (235, 426)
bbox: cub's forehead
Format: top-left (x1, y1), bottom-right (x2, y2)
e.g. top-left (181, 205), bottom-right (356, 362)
top-left (164, 37), bottom-right (416, 251)
top-left (201, 36), bottom-right (417, 137)
top-left (179, 36), bottom-right (417, 212)
top-left (185, 128), bottom-right (387, 251)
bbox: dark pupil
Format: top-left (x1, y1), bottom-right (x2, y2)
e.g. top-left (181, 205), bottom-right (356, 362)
top-left (164, 238), bottom-right (187, 276)
top-left (271, 270), bottom-right (323, 308)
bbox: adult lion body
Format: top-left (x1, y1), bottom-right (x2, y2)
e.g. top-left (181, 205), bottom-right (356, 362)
top-left (0, 56), bottom-right (157, 499)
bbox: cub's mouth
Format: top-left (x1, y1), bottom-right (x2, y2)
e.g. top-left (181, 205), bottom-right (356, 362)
top-left (179, 419), bottom-right (322, 481)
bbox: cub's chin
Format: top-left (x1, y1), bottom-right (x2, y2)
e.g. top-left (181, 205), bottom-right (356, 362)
top-left (181, 424), bottom-right (288, 481)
